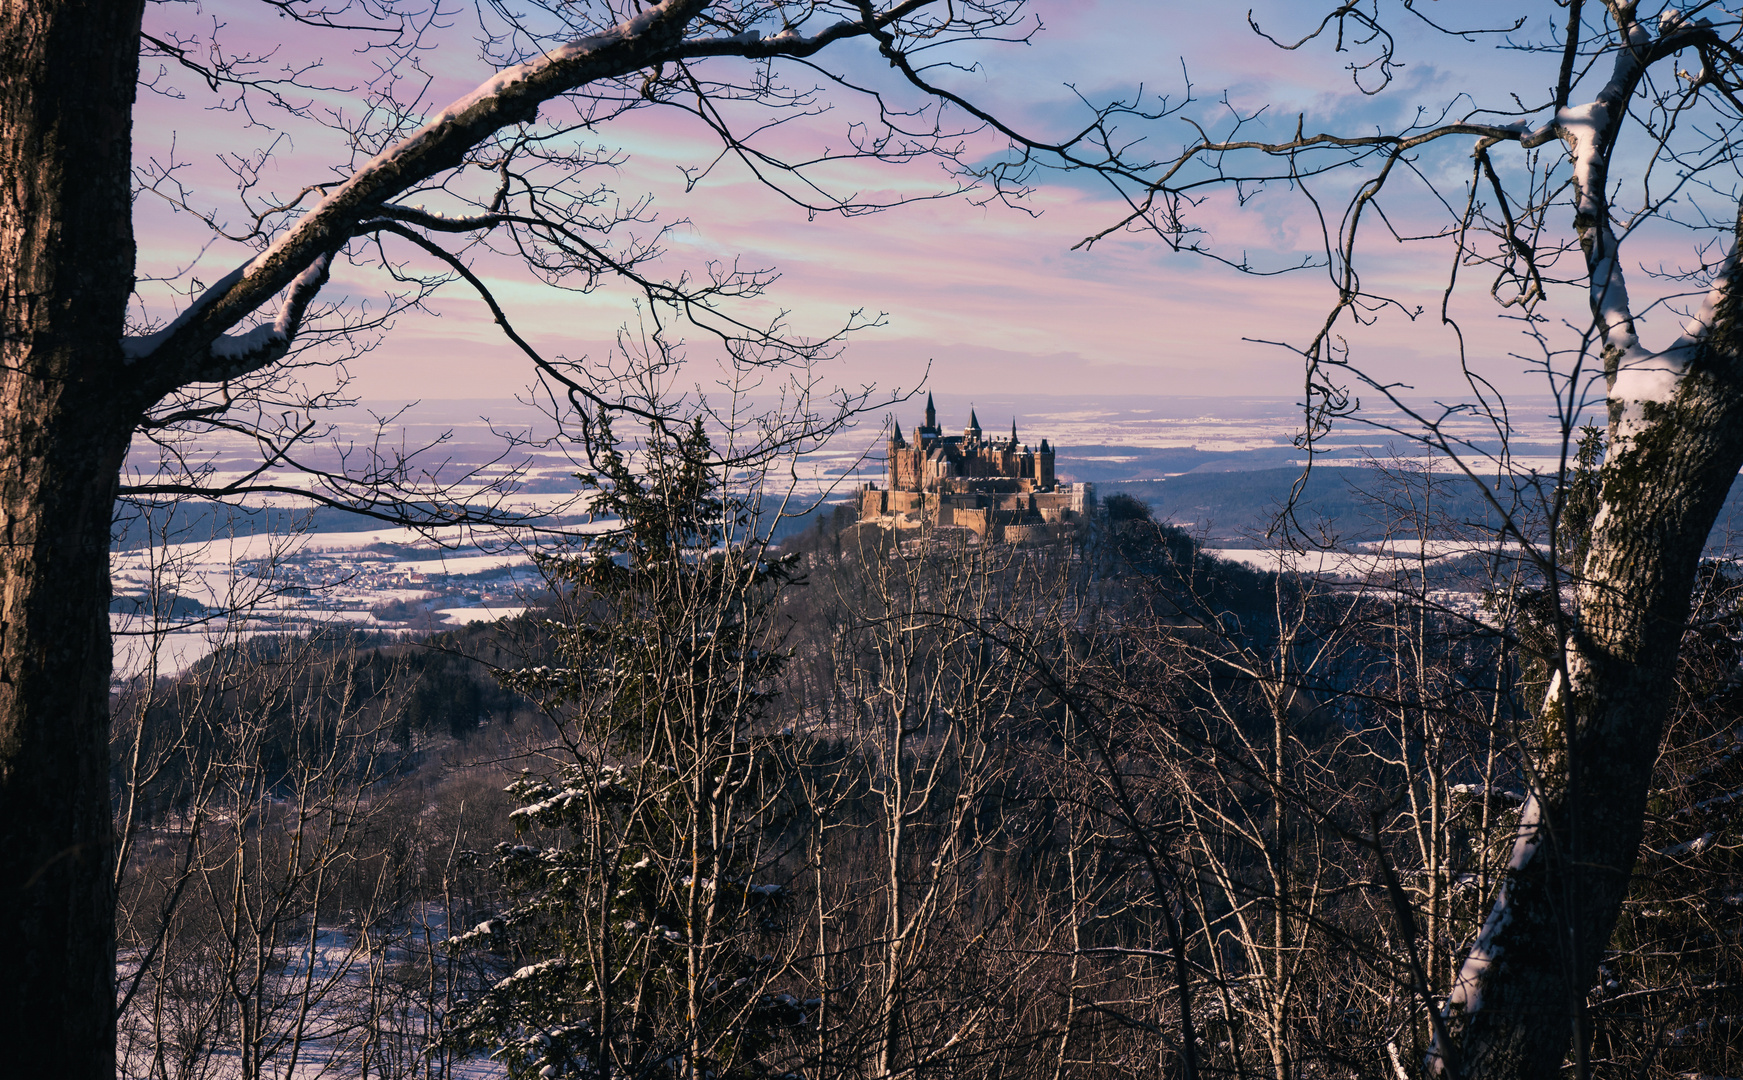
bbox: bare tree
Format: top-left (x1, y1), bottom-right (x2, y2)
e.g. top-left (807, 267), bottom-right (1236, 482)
top-left (114, 625), bottom-right (419, 1080)
top-left (954, 4), bottom-right (1743, 1074)
top-left (821, 523), bottom-right (1070, 1080)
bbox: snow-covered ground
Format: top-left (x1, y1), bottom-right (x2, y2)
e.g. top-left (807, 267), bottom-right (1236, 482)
top-left (123, 395), bottom-right (1599, 502)
top-left (110, 522), bottom-right (553, 678)
top-left (1207, 538), bottom-right (1540, 583)
top-left (109, 394), bottom-right (1612, 677)
top-left (117, 906), bottom-right (507, 1080)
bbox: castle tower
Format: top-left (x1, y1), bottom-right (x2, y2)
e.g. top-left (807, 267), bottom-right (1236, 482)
top-left (965, 407), bottom-right (982, 443)
top-left (916, 392), bottom-right (940, 444)
top-left (889, 418), bottom-right (920, 491)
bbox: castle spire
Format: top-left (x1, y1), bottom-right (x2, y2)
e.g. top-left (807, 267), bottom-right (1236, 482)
top-left (1011, 417), bottom-right (1018, 445)
top-left (924, 392), bottom-right (936, 430)
top-left (967, 407), bottom-right (981, 438)
top-left (892, 418), bottom-right (905, 447)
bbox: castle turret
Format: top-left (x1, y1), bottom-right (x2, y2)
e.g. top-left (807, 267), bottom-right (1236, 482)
top-left (965, 407), bottom-right (982, 442)
top-left (916, 392), bottom-right (940, 443)
top-left (891, 418), bottom-right (906, 448)
top-left (1010, 417), bottom-right (1018, 446)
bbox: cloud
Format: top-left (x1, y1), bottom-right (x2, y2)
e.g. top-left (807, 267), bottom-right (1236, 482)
top-left (129, 1), bottom-right (1689, 412)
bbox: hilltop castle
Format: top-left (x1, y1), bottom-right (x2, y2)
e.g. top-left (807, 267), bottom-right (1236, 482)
top-left (858, 394), bottom-right (1093, 541)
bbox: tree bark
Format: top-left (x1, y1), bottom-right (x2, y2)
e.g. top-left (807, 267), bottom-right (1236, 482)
top-left (0, 2), bottom-right (146, 1078)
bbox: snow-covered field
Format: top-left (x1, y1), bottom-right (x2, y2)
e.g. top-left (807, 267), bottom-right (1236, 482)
top-left (110, 521), bottom-right (552, 678)
top-left (1208, 538), bottom-right (1541, 580)
top-left (109, 394), bottom-right (1614, 677)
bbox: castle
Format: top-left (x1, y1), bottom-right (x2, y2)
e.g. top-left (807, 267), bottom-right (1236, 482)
top-left (858, 394), bottom-right (1093, 541)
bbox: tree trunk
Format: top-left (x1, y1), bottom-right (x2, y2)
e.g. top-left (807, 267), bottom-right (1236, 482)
top-left (1441, 225), bottom-right (1743, 1077)
top-left (0, 2), bottom-right (146, 1078)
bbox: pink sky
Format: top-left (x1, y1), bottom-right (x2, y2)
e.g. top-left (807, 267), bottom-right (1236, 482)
top-left (128, 2), bottom-right (1708, 410)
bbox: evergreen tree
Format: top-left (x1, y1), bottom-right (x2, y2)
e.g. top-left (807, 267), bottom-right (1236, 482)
top-left (448, 412), bottom-right (808, 1080)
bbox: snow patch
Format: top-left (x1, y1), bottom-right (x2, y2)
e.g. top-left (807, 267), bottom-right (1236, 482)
top-left (1443, 789), bottom-right (1543, 1019)
top-left (122, 262), bottom-right (253, 361)
top-left (1614, 243), bottom-right (1737, 415)
top-left (1611, 349), bottom-right (1684, 407)
top-left (1657, 830), bottom-right (1715, 858)
top-left (1559, 100), bottom-right (1611, 222)
top-left (210, 324), bottom-right (284, 361)
top-left (122, 250), bottom-right (333, 365)
top-left (1449, 783), bottom-right (1526, 804)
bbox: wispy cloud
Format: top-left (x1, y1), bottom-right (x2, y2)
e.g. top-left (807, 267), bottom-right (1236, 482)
top-left (128, 2), bottom-right (1677, 407)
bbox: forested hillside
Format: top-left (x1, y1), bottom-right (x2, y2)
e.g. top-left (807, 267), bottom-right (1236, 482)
top-left (108, 467), bottom-right (1743, 1079)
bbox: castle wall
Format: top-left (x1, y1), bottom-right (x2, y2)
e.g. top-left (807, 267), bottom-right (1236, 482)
top-left (1004, 522), bottom-right (1068, 545)
top-left (951, 507), bottom-right (987, 536)
top-left (943, 476), bottom-right (1018, 496)
top-left (858, 481), bottom-right (1087, 544)
top-left (1066, 482), bottom-right (1094, 514)
top-left (888, 490), bottom-right (923, 514)
top-left (887, 444), bottom-right (926, 491)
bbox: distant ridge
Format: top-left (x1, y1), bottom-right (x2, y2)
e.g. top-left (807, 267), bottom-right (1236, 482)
top-left (1105, 467), bottom-right (1743, 551)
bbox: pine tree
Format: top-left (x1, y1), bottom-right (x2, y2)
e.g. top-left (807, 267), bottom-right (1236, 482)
top-left (448, 412), bottom-right (809, 1080)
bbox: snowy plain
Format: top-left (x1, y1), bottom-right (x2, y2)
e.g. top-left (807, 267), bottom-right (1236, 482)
top-left (109, 393), bottom-right (1631, 679)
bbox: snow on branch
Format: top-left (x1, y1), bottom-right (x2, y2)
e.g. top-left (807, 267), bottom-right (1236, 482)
top-left (126, 0), bottom-right (706, 384)
top-left (1432, 787), bottom-right (1543, 1070)
top-left (1434, 666), bottom-right (1574, 1070)
top-left (1612, 239), bottom-right (1740, 414)
top-left (124, 251), bottom-right (335, 381)
top-left (1523, 11), bottom-right (1736, 423)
